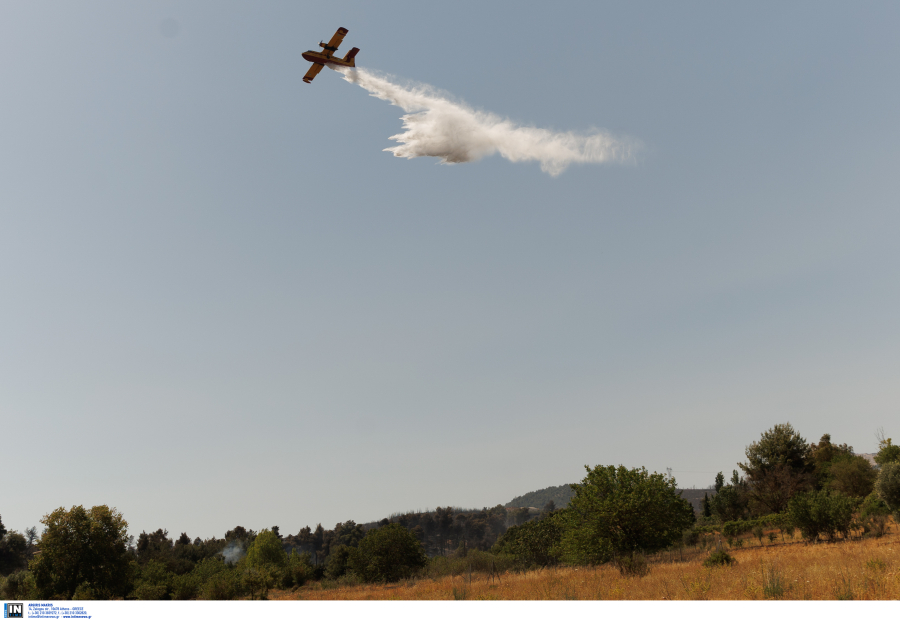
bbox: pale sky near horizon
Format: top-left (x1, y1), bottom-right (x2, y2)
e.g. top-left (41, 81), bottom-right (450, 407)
top-left (3, 1), bottom-right (899, 540)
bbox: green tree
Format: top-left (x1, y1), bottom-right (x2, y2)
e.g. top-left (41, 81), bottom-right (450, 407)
top-left (785, 489), bottom-right (856, 542)
top-left (131, 559), bottom-right (173, 600)
top-left (708, 472), bottom-right (747, 522)
top-left (1, 570), bottom-right (37, 599)
top-left (828, 455), bottom-right (877, 498)
top-left (323, 544), bottom-right (353, 579)
top-left (0, 531), bottom-right (28, 575)
top-left (346, 524), bottom-right (427, 583)
top-left (492, 515), bottom-right (562, 567)
top-left (24, 527), bottom-right (38, 547)
top-left (30, 505), bottom-right (132, 599)
top-left (283, 550), bottom-right (313, 588)
top-left (740, 423), bottom-right (814, 514)
top-left (874, 429), bottom-right (900, 466)
top-left (512, 507), bottom-right (531, 526)
top-left (742, 423), bottom-right (812, 474)
top-left (135, 529), bottom-right (173, 565)
top-left (556, 465), bottom-right (694, 565)
top-left (873, 461), bottom-right (900, 518)
top-left (244, 529), bottom-right (287, 569)
top-left (808, 433), bottom-right (855, 490)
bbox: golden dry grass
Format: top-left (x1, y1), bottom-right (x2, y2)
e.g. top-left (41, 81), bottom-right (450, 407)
top-left (272, 526), bottom-right (900, 600)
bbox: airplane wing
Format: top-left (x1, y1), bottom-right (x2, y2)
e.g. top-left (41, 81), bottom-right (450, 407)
top-left (303, 62), bottom-right (324, 84)
top-left (324, 27), bottom-right (349, 52)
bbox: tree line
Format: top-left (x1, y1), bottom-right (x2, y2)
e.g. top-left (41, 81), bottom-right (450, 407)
top-left (2, 423), bottom-right (899, 599)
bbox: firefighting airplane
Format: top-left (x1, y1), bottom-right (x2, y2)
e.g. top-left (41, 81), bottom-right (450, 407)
top-left (301, 27), bottom-right (359, 84)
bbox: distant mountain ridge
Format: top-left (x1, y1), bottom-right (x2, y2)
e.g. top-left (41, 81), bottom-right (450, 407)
top-left (506, 484), bottom-right (712, 513)
top-left (505, 484), bottom-right (575, 509)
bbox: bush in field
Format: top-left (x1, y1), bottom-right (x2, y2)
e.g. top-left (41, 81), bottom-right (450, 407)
top-left (556, 465), bottom-right (694, 565)
top-left (703, 549), bottom-right (735, 567)
top-left (860, 492), bottom-right (891, 519)
top-left (786, 489), bottom-right (856, 542)
top-left (346, 524), bottom-right (427, 583)
top-left (614, 553), bottom-right (650, 577)
top-left (492, 515), bottom-right (562, 567)
top-left (874, 462), bottom-right (900, 518)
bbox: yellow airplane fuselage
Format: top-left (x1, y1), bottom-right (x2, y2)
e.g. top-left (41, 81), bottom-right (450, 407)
top-left (301, 50), bottom-right (356, 68)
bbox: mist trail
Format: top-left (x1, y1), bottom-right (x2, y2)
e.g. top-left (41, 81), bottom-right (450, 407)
top-left (339, 67), bottom-right (639, 177)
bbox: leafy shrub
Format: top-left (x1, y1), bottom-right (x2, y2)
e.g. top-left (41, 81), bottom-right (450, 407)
top-left (240, 564), bottom-right (277, 600)
top-left (283, 551), bottom-right (313, 588)
top-left (1, 570), bottom-right (36, 599)
top-left (703, 550), bottom-right (735, 567)
top-left (874, 462), bottom-right (900, 518)
top-left (614, 553), bottom-right (650, 577)
top-left (828, 455), bottom-right (877, 498)
top-left (786, 489), bottom-right (856, 542)
top-left (866, 558), bottom-right (887, 572)
top-left (752, 526), bottom-right (764, 545)
top-left (131, 560), bottom-right (173, 600)
top-left (170, 573), bottom-right (200, 601)
top-left (198, 570), bottom-right (243, 600)
top-left (346, 524), bottom-right (427, 583)
top-left (72, 582), bottom-right (97, 600)
top-left (492, 516), bottom-right (562, 567)
top-left (324, 545), bottom-right (353, 580)
top-left (721, 514), bottom-right (782, 538)
top-left (860, 492), bottom-right (891, 519)
top-left (860, 514), bottom-right (889, 538)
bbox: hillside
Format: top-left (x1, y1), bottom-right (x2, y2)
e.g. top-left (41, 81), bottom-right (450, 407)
top-left (506, 484), bottom-right (712, 513)
top-left (505, 484), bottom-right (575, 509)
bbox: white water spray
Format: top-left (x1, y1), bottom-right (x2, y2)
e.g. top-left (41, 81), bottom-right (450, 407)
top-left (339, 67), bottom-right (638, 176)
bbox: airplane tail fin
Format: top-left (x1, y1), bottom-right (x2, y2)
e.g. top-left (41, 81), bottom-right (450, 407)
top-left (344, 47), bottom-right (360, 66)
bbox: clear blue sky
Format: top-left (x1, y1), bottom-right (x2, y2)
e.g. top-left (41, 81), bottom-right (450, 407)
top-left (3, 1), bottom-right (899, 539)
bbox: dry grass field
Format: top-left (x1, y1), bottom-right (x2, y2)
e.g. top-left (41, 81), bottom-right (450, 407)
top-left (272, 525), bottom-right (900, 600)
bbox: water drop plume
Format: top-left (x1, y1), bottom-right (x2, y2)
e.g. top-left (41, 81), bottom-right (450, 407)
top-left (339, 67), bottom-right (639, 176)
